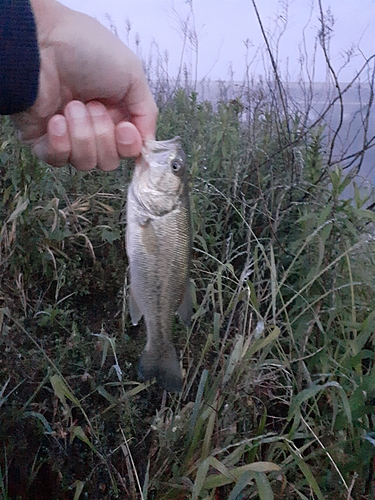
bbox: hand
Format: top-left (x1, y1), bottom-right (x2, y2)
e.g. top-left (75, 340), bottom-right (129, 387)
top-left (12, 0), bottom-right (158, 171)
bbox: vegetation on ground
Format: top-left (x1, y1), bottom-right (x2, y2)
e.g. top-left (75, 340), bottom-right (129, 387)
top-left (1, 2), bottom-right (375, 499)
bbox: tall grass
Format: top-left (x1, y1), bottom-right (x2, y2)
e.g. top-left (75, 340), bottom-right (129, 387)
top-left (1, 3), bottom-right (375, 499)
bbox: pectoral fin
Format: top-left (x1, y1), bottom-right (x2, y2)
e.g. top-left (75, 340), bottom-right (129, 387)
top-left (129, 289), bottom-right (143, 325)
top-left (177, 281), bottom-right (193, 327)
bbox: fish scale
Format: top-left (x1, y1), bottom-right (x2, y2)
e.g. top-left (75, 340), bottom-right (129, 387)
top-left (126, 137), bottom-right (191, 392)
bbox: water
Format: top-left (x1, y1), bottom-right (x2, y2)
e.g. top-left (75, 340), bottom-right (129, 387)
top-left (196, 79), bottom-right (375, 195)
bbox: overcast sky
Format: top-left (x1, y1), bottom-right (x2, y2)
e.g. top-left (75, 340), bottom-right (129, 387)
top-left (60, 0), bottom-right (375, 82)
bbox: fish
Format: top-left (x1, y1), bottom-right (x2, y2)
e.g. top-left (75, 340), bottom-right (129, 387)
top-left (126, 136), bottom-right (192, 392)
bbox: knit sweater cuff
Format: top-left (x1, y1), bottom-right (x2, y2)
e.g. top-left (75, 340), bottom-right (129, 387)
top-left (0, 0), bottom-right (40, 115)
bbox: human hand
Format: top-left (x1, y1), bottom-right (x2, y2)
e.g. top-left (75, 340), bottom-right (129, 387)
top-left (12, 0), bottom-right (158, 171)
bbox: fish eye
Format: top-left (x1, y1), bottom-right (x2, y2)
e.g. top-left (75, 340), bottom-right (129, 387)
top-left (171, 159), bottom-right (182, 172)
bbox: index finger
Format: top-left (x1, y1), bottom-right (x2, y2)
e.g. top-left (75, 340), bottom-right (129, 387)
top-left (121, 73), bottom-right (158, 141)
top-left (105, 88), bottom-right (158, 142)
top-left (132, 104), bottom-right (158, 141)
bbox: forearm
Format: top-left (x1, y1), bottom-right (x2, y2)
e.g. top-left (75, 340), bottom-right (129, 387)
top-left (0, 0), bottom-right (40, 114)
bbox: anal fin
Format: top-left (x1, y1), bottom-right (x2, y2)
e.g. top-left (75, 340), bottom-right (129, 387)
top-left (129, 289), bottom-right (143, 326)
top-left (177, 280), bottom-right (193, 327)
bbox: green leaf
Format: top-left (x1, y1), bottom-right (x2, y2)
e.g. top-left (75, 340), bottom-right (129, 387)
top-left (288, 381), bottom-right (342, 421)
top-left (23, 411), bottom-right (53, 434)
top-left (96, 385), bottom-right (119, 403)
top-left (192, 458), bottom-right (210, 500)
top-left (100, 228), bottom-right (120, 244)
top-left (201, 407), bottom-right (217, 461)
top-left (246, 326), bottom-right (280, 358)
top-left (248, 280), bottom-right (260, 313)
top-left (289, 450), bottom-right (325, 500)
top-left (227, 471), bottom-right (252, 500)
top-left (6, 197), bottom-right (29, 223)
top-left (50, 374), bottom-right (80, 412)
top-left (203, 461), bottom-right (280, 490)
top-left (213, 312), bottom-right (221, 349)
top-left (253, 471), bottom-right (274, 500)
top-left (73, 481), bottom-right (85, 500)
top-left (246, 462), bottom-right (281, 473)
top-left (71, 425), bottom-right (96, 452)
top-left (188, 369), bottom-right (209, 439)
top-left (222, 335), bottom-right (244, 385)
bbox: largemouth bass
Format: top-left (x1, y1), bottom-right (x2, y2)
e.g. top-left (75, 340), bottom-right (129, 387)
top-left (126, 137), bottom-right (191, 392)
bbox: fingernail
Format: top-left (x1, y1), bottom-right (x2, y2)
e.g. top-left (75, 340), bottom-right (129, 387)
top-left (89, 103), bottom-right (105, 117)
top-left (51, 117), bottom-right (67, 136)
top-left (117, 126), bottom-right (134, 145)
top-left (68, 103), bottom-right (86, 120)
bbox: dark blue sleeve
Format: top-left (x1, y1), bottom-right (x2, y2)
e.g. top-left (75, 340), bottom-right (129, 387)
top-left (0, 0), bottom-right (40, 115)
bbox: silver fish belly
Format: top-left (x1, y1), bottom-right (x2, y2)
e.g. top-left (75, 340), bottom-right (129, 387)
top-left (126, 137), bottom-right (191, 392)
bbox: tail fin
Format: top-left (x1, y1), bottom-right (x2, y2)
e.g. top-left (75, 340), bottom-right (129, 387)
top-left (138, 345), bottom-right (183, 392)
